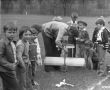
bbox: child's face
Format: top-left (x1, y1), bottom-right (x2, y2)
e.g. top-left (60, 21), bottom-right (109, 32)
top-left (96, 24), bottom-right (102, 29)
top-left (5, 29), bottom-right (17, 41)
top-left (23, 30), bottom-right (32, 41)
top-left (78, 23), bottom-right (85, 30)
top-left (31, 28), bottom-right (39, 36)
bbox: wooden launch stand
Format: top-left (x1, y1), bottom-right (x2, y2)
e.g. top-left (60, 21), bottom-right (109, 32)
top-left (44, 43), bottom-right (86, 71)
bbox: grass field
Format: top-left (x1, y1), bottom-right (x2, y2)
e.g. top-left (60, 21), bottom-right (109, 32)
top-left (1, 14), bottom-right (110, 90)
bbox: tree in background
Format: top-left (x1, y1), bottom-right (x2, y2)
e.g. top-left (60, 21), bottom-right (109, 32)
top-left (1, 0), bottom-right (110, 16)
top-left (1, 0), bottom-right (13, 13)
top-left (97, 0), bottom-right (105, 9)
top-left (37, 0), bottom-right (43, 14)
top-left (78, 0), bottom-right (88, 15)
top-left (60, 0), bottom-right (72, 16)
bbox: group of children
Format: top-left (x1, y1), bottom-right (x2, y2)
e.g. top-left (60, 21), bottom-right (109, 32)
top-left (0, 14), bottom-right (110, 90)
top-left (67, 13), bottom-right (110, 77)
top-left (41, 14), bottom-right (110, 77)
top-left (0, 22), bottom-right (42, 90)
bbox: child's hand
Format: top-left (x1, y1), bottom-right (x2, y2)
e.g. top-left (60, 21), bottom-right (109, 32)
top-left (28, 60), bottom-right (31, 66)
top-left (8, 63), bottom-right (17, 71)
top-left (80, 39), bottom-right (84, 42)
top-left (37, 54), bottom-right (42, 65)
top-left (76, 38), bottom-right (80, 41)
top-left (90, 48), bottom-right (94, 51)
top-left (25, 60), bottom-right (30, 64)
top-left (37, 54), bottom-right (41, 60)
top-left (37, 59), bottom-right (42, 66)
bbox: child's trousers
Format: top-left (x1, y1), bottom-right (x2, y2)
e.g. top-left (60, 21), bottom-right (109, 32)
top-left (96, 44), bottom-right (106, 74)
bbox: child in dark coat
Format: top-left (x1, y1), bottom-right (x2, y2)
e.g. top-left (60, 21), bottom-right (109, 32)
top-left (75, 21), bottom-right (89, 58)
top-left (93, 19), bottom-right (109, 76)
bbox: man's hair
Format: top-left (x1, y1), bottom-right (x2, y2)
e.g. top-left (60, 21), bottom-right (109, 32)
top-left (3, 22), bottom-right (17, 33)
top-left (31, 24), bottom-right (42, 34)
top-left (52, 16), bottom-right (63, 21)
top-left (19, 26), bottom-right (31, 39)
top-left (95, 19), bottom-right (105, 26)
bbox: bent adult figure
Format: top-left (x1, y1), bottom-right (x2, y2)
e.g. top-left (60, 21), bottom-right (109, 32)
top-left (42, 16), bottom-right (69, 72)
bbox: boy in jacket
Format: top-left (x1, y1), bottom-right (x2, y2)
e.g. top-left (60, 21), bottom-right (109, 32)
top-left (75, 21), bottom-right (90, 58)
top-left (93, 19), bottom-right (109, 76)
top-left (0, 22), bottom-right (20, 90)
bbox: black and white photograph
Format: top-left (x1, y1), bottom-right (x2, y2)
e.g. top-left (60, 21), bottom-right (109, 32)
top-left (0, 0), bottom-right (110, 90)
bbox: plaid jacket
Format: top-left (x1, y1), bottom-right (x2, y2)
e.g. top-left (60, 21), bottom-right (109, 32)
top-left (29, 43), bottom-right (37, 61)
